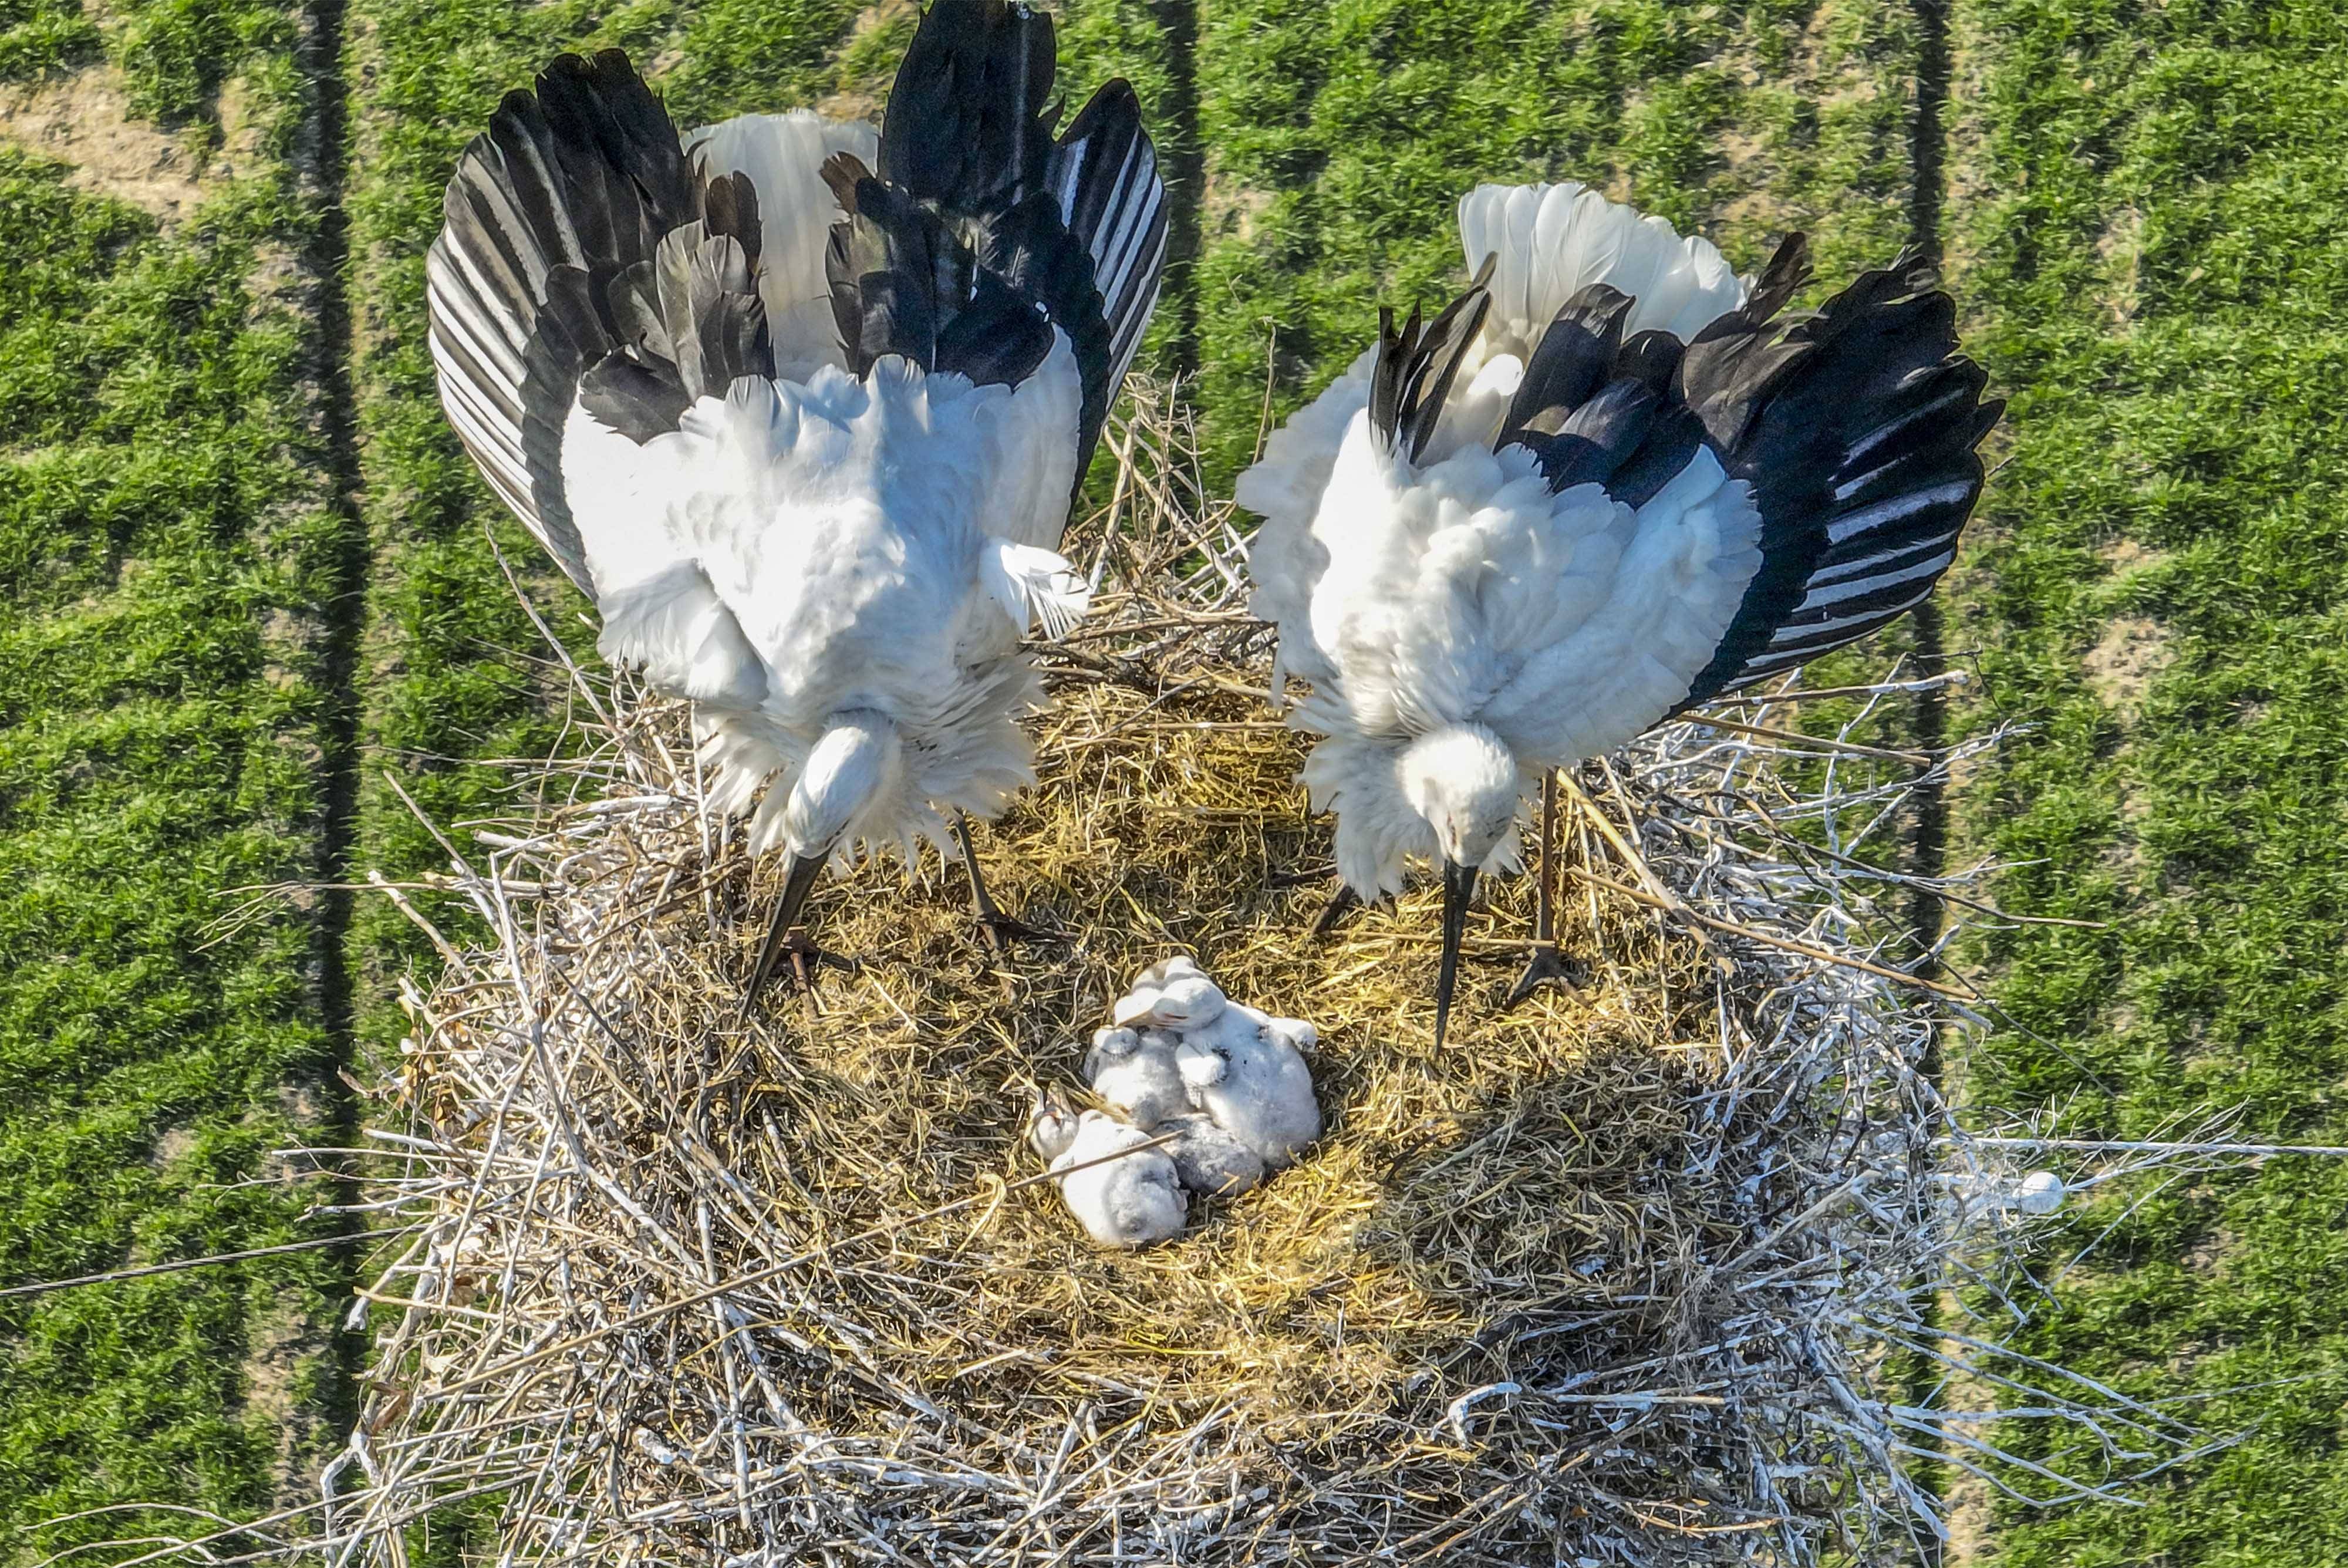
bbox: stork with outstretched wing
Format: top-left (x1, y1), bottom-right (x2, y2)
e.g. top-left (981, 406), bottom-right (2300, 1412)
top-left (426, 0), bottom-right (1168, 1011)
top-left (1239, 183), bottom-right (2000, 1046)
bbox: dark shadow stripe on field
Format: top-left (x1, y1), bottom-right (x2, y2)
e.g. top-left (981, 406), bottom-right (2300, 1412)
top-left (1147, 0), bottom-right (1204, 377)
top-left (293, 0), bottom-right (372, 1453)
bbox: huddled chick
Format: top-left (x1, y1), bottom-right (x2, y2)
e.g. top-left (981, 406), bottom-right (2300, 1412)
top-left (1171, 1012), bottom-right (1320, 1171)
top-left (1155, 1112), bottom-right (1266, 1199)
top-left (1081, 1026), bottom-right (1189, 1129)
top-left (1026, 1087), bottom-right (1188, 1248)
top-left (1033, 958), bottom-right (1321, 1246)
top-left (1108, 956), bottom-right (1323, 1175)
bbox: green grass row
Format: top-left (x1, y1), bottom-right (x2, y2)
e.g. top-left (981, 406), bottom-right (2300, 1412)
top-left (1192, 0), bottom-right (1923, 476)
top-left (0, 1), bottom-right (354, 1556)
top-left (1946, 0), bottom-right (2348, 1561)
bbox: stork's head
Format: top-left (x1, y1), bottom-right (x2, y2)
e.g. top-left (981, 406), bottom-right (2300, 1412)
top-left (760, 711), bottom-right (906, 957)
top-left (1397, 723), bottom-right (1525, 1050)
top-left (784, 710), bottom-right (904, 859)
top-left (1399, 724), bottom-right (1522, 869)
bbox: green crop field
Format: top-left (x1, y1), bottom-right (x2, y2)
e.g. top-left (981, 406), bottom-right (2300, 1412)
top-left (1945, 1), bottom-right (2348, 1562)
top-left (0, 0), bottom-right (362, 1551)
top-left (2, 0), bottom-right (2344, 1562)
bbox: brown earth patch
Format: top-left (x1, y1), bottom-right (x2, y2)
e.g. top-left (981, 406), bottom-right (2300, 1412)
top-left (2085, 615), bottom-right (2173, 710)
top-left (0, 64), bottom-right (262, 222)
top-left (2096, 204), bottom-right (2145, 325)
top-left (2099, 535), bottom-right (2170, 574)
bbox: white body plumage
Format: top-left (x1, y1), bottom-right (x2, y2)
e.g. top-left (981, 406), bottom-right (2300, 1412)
top-left (570, 333), bottom-right (1088, 868)
top-left (1239, 183), bottom-right (1762, 896)
top-left (424, 7), bottom-right (1170, 1004)
top-left (1236, 179), bottom-right (1998, 1043)
top-left (1028, 1095), bottom-right (1189, 1249)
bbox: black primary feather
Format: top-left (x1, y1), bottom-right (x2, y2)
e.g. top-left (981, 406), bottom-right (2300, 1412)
top-left (1674, 248), bottom-right (2002, 707)
top-left (879, 0), bottom-right (1058, 215)
top-left (1048, 80), bottom-right (1169, 383)
top-left (428, 48), bottom-right (772, 594)
top-left (1367, 270), bottom-right (1493, 464)
top-left (1500, 284), bottom-right (1703, 507)
top-left (822, 0), bottom-right (1165, 483)
top-left (1502, 284), bottom-right (1633, 439)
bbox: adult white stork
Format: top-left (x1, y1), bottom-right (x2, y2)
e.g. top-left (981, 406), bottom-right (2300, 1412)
top-left (1237, 183), bottom-right (2001, 1046)
top-left (424, 0), bottom-right (1168, 1011)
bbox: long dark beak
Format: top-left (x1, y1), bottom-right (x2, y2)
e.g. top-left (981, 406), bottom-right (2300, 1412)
top-left (740, 850), bottom-right (825, 1020)
top-left (1434, 857), bottom-right (1477, 1050)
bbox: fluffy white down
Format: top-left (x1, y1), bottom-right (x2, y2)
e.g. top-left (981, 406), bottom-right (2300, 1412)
top-left (686, 112), bottom-right (881, 383)
top-left (563, 335), bottom-right (1090, 864)
top-left (1082, 1026), bottom-right (1190, 1129)
top-left (1172, 1006), bottom-right (1321, 1171)
top-left (1158, 1114), bottom-right (1267, 1200)
top-left (1236, 181), bottom-right (1769, 898)
top-left (1044, 1110), bottom-right (1189, 1248)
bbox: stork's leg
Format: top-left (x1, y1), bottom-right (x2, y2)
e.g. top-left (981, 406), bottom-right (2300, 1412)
top-left (1504, 771), bottom-right (1579, 1010)
top-left (739, 863), bottom-right (850, 1023)
top-left (1311, 881), bottom-right (1362, 938)
top-left (956, 813), bottom-right (1056, 951)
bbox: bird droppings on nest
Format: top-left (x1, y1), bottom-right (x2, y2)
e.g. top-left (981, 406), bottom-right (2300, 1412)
top-left (294, 385), bottom-right (2210, 1568)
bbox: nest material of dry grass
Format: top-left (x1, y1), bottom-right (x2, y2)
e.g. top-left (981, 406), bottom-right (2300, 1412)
top-left (247, 382), bottom-right (2211, 1568)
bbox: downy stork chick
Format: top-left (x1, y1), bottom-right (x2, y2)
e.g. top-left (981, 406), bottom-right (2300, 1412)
top-left (1027, 1088), bottom-right (1188, 1247)
top-left (1110, 955), bottom-right (1227, 1031)
top-left (1109, 956), bottom-right (1323, 1169)
top-left (1156, 1113), bottom-right (1268, 1201)
top-left (1173, 1013), bottom-right (1321, 1171)
top-left (1237, 182), bottom-right (2002, 1046)
top-left (425, 0), bottom-right (1169, 1011)
top-left (1081, 1025), bottom-right (1188, 1129)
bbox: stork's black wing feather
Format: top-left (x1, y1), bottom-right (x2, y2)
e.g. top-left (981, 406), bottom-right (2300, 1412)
top-left (828, 0), bottom-right (1168, 485)
top-left (1675, 248), bottom-right (2002, 706)
top-left (1046, 79), bottom-right (1169, 391)
top-left (878, 0), bottom-right (1058, 214)
top-left (1368, 271), bottom-right (1493, 464)
top-left (427, 48), bottom-right (770, 595)
top-left (1484, 232), bottom-right (1998, 710)
top-left (1503, 285), bottom-right (1703, 507)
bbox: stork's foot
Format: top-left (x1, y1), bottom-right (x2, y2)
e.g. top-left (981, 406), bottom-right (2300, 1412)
top-left (973, 908), bottom-right (1063, 953)
top-left (1310, 881), bottom-right (1362, 939)
top-left (739, 929), bottom-right (853, 1021)
top-left (1500, 943), bottom-right (1581, 1011)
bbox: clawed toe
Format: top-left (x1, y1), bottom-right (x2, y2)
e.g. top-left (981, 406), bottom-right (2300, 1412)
top-left (1502, 943), bottom-right (1581, 1011)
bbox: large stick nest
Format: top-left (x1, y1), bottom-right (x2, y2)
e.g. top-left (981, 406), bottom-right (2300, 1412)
top-left (312, 383), bottom-right (2134, 1566)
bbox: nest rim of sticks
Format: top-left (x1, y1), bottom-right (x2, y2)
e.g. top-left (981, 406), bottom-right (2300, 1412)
top-left (286, 380), bottom-right (2199, 1568)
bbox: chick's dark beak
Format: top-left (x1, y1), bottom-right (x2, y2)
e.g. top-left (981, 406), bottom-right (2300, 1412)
top-left (1434, 857), bottom-right (1477, 1050)
top-left (740, 849), bottom-right (826, 1019)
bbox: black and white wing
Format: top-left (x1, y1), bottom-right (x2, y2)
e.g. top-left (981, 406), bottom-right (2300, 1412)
top-left (426, 49), bottom-right (778, 596)
top-left (1464, 234), bottom-right (2002, 710)
top-left (829, 0), bottom-right (1168, 478)
top-left (1672, 247), bottom-right (2003, 704)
